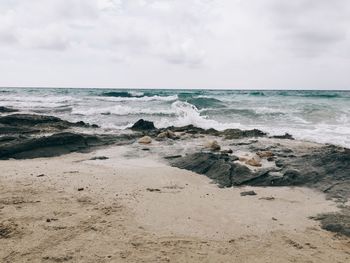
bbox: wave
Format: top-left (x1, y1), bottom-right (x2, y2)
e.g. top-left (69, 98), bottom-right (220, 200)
top-left (101, 91), bottom-right (144, 98)
top-left (94, 95), bottom-right (178, 102)
top-left (185, 97), bottom-right (225, 109)
top-left (155, 101), bottom-right (241, 130)
top-left (249, 91), bottom-right (265, 96)
top-left (276, 91), bottom-right (346, 99)
top-left (72, 105), bottom-right (174, 116)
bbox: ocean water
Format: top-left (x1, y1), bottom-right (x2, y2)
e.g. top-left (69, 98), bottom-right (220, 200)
top-left (0, 88), bottom-right (349, 148)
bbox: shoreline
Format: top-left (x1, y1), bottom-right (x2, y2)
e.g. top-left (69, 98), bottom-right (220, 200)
top-left (1, 147), bottom-right (349, 262)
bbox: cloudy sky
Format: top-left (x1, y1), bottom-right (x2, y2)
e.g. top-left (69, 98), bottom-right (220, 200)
top-left (0, 0), bottom-right (349, 89)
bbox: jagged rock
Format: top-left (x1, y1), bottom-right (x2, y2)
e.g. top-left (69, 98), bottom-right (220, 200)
top-left (0, 132), bottom-right (106, 159)
top-left (170, 146), bottom-right (350, 198)
top-left (0, 114), bottom-right (94, 135)
top-left (204, 140), bottom-right (221, 151)
top-left (138, 136), bottom-right (152, 144)
top-left (131, 119), bottom-right (155, 131)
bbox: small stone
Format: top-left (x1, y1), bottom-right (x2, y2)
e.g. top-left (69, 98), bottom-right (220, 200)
top-left (240, 191), bottom-right (257, 196)
top-left (221, 149), bottom-right (233, 154)
top-left (78, 188), bottom-right (84, 191)
top-left (157, 130), bottom-right (177, 140)
top-left (146, 188), bottom-right (161, 192)
top-left (138, 136), bottom-right (152, 144)
top-left (204, 140), bottom-right (221, 151)
top-left (256, 151), bottom-right (274, 158)
top-left (46, 218), bottom-right (51, 222)
top-left (245, 158), bottom-right (262, 167)
top-left (272, 217), bottom-right (278, 221)
top-left (239, 157), bottom-right (248, 162)
top-left (37, 174), bottom-right (45, 177)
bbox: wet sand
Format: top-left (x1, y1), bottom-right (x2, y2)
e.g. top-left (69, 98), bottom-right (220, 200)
top-left (1, 145), bottom-right (349, 262)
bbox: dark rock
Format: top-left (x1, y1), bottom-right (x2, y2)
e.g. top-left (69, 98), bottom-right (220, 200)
top-left (90, 156), bottom-right (109, 160)
top-left (221, 129), bottom-right (266, 139)
top-left (0, 132), bottom-right (120, 159)
top-left (171, 146), bottom-right (350, 199)
top-left (240, 191), bottom-right (257, 196)
top-left (131, 119), bottom-right (156, 131)
top-left (0, 106), bottom-right (18, 113)
top-left (146, 188), bottom-right (161, 192)
top-left (272, 133), bottom-right (294, 140)
top-left (78, 188), bottom-right (84, 191)
top-left (164, 155), bottom-right (182, 159)
top-left (0, 114), bottom-right (96, 135)
top-left (171, 152), bottom-right (259, 188)
top-left (313, 210), bottom-right (350, 237)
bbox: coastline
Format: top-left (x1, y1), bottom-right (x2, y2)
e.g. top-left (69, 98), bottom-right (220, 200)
top-left (0, 111), bottom-right (350, 262)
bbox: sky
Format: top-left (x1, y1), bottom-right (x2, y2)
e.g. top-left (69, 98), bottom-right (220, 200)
top-left (0, 0), bottom-right (349, 90)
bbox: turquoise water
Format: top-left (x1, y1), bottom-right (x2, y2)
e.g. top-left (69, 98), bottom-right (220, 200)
top-left (0, 88), bottom-right (349, 147)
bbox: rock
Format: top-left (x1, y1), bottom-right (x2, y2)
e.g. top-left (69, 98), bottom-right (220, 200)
top-left (138, 136), bottom-right (152, 144)
top-left (240, 191), bottom-right (257, 196)
top-left (313, 210), bottom-right (350, 237)
top-left (0, 132), bottom-right (123, 160)
top-left (171, 152), bottom-right (257, 188)
top-left (78, 188), bottom-right (84, 191)
top-left (239, 157), bottom-right (248, 162)
top-left (131, 119), bottom-right (155, 131)
top-left (0, 106), bottom-right (18, 113)
top-left (221, 129), bottom-right (266, 139)
top-left (157, 130), bottom-right (177, 140)
top-left (221, 149), bottom-right (233, 154)
top-left (146, 188), bottom-right (161, 192)
top-left (90, 156), bottom-right (109, 160)
top-left (272, 133), bottom-right (294, 140)
top-left (204, 140), bottom-right (221, 151)
top-left (259, 196), bottom-right (275, 201)
top-left (245, 158), bottom-right (262, 167)
top-left (0, 114), bottom-right (95, 135)
top-left (257, 151), bottom-right (274, 158)
top-left (164, 155), bottom-right (182, 160)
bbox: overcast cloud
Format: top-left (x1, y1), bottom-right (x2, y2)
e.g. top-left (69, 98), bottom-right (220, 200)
top-left (0, 0), bottom-right (349, 89)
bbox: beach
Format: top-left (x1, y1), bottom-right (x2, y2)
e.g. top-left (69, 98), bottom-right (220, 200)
top-left (1, 146), bottom-right (349, 263)
top-left (1, 90), bottom-right (350, 262)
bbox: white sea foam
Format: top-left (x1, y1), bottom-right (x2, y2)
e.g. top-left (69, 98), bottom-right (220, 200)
top-left (94, 95), bottom-right (178, 102)
top-left (72, 105), bottom-right (174, 116)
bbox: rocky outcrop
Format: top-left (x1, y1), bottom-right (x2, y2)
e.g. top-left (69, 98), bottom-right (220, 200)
top-left (0, 114), bottom-right (96, 135)
top-left (131, 119), bottom-right (156, 131)
top-left (171, 146), bottom-right (350, 199)
top-left (0, 113), bottom-right (135, 159)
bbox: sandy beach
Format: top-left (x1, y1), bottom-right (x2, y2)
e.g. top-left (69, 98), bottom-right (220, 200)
top-left (1, 144), bottom-right (349, 262)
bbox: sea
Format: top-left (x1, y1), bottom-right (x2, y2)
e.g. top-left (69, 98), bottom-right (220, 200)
top-left (0, 88), bottom-right (349, 148)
